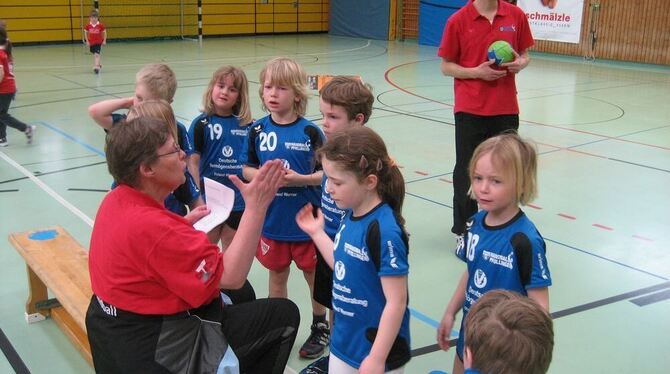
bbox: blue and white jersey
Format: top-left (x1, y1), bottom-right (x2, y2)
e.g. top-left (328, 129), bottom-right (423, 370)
top-left (330, 203), bottom-right (411, 370)
top-left (176, 121), bottom-right (194, 156)
top-left (459, 210), bottom-right (552, 316)
top-left (189, 113), bottom-right (249, 211)
top-left (321, 174), bottom-right (346, 239)
top-left (242, 115), bottom-right (324, 241)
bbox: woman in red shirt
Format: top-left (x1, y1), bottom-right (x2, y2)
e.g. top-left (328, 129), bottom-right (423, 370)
top-left (0, 26), bottom-right (34, 146)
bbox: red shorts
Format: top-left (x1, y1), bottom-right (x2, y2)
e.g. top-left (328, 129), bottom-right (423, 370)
top-left (256, 236), bottom-right (317, 271)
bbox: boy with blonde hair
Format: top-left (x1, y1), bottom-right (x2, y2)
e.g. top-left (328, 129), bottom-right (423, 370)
top-left (88, 63), bottom-right (201, 214)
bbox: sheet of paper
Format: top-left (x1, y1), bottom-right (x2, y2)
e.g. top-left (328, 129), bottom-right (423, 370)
top-left (193, 177), bottom-right (235, 233)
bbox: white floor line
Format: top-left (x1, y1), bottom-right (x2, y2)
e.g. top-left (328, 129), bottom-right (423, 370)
top-left (284, 365), bottom-right (299, 374)
top-left (0, 150), bottom-right (94, 227)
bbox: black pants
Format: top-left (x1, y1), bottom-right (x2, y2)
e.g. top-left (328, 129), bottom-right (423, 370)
top-left (0, 93), bottom-right (28, 139)
top-left (452, 112), bottom-right (519, 235)
top-left (86, 295), bottom-right (299, 374)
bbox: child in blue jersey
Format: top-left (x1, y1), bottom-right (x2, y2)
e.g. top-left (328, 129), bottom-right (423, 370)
top-left (242, 57), bottom-right (328, 359)
top-left (300, 76), bottom-right (375, 372)
top-left (189, 66), bottom-right (253, 248)
top-left (437, 132), bottom-right (552, 374)
top-left (88, 63), bottom-right (202, 215)
top-left (462, 289), bottom-right (554, 374)
top-left (296, 127), bottom-right (411, 373)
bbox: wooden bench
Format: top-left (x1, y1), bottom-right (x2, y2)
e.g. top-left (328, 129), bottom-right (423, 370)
top-left (9, 226), bottom-right (93, 365)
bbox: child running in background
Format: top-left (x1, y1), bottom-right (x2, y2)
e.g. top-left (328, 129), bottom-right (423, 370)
top-left (88, 63), bottom-right (202, 215)
top-left (84, 9), bottom-right (106, 74)
top-left (189, 66), bottom-right (253, 248)
top-left (301, 76), bottom-right (375, 373)
top-left (242, 57), bottom-right (328, 359)
top-left (462, 289), bottom-right (554, 374)
top-left (0, 26), bottom-right (35, 146)
top-left (296, 126), bottom-right (411, 373)
top-left (437, 132), bottom-right (552, 374)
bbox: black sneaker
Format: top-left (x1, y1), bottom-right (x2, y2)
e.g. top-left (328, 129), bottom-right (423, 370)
top-left (94, 67), bottom-right (99, 74)
top-left (25, 125), bottom-right (36, 144)
top-left (299, 355), bottom-right (329, 374)
top-left (299, 321), bottom-right (330, 359)
top-left (0, 137), bottom-right (7, 147)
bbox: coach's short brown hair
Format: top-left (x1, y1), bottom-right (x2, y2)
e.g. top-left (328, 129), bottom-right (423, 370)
top-left (105, 117), bottom-right (170, 187)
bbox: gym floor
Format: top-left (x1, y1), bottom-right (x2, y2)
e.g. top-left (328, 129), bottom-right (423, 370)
top-left (1, 34), bottom-right (668, 373)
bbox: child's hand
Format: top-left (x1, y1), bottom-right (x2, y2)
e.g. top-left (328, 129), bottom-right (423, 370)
top-left (295, 204), bottom-right (324, 236)
top-left (359, 355), bottom-right (385, 374)
top-left (282, 168), bottom-right (304, 187)
top-left (437, 313), bottom-right (456, 351)
top-left (185, 205), bottom-right (210, 225)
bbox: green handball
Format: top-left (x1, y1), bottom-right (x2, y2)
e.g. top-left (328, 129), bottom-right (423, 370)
top-left (487, 40), bottom-right (515, 65)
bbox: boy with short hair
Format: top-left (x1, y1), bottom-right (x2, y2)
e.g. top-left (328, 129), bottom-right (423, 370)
top-left (88, 63), bottom-right (202, 214)
top-left (300, 76), bottom-right (374, 374)
top-left (463, 290), bottom-right (554, 374)
top-left (84, 9), bottom-right (106, 74)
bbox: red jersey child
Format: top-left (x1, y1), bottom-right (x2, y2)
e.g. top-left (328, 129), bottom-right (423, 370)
top-left (84, 9), bottom-right (106, 74)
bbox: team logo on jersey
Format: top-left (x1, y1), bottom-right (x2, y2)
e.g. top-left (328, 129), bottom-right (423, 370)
top-left (499, 25), bottom-right (516, 32)
top-left (473, 269), bottom-right (487, 288)
top-left (281, 159), bottom-right (291, 170)
top-left (222, 146), bottom-right (233, 157)
top-left (538, 253), bottom-right (549, 280)
top-left (195, 259), bottom-right (211, 282)
top-left (387, 240), bottom-right (399, 269)
top-left (482, 250), bottom-right (514, 269)
top-left (260, 240), bottom-right (270, 255)
top-left (344, 243), bottom-right (369, 262)
top-left (334, 260), bottom-right (346, 280)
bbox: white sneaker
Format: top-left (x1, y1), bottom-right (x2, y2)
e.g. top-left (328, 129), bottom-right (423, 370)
top-left (0, 137), bottom-right (7, 147)
top-left (25, 125), bottom-right (36, 144)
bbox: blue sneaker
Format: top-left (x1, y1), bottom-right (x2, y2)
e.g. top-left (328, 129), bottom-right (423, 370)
top-left (299, 355), bottom-right (329, 374)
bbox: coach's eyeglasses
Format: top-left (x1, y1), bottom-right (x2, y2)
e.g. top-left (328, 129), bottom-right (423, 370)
top-left (156, 142), bottom-right (181, 158)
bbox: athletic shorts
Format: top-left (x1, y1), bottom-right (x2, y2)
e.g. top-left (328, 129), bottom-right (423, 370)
top-left (89, 44), bottom-right (102, 54)
top-left (313, 250), bottom-right (333, 309)
top-left (224, 210), bottom-right (243, 230)
top-left (255, 236), bottom-right (316, 271)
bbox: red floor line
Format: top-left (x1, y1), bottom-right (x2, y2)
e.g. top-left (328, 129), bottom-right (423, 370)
top-left (564, 148), bottom-right (610, 159)
top-left (557, 212), bottom-right (576, 220)
top-left (526, 203), bottom-right (542, 210)
top-left (592, 223), bottom-right (614, 231)
top-left (632, 235), bottom-right (654, 242)
top-left (414, 171), bottom-right (429, 176)
top-left (439, 178), bottom-right (453, 183)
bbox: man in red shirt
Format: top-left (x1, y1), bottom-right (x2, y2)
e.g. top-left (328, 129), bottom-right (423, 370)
top-left (84, 9), bottom-right (106, 74)
top-left (438, 0), bottom-right (533, 256)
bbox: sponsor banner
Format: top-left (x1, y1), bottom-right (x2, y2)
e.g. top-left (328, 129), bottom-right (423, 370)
top-left (518, 0), bottom-right (584, 43)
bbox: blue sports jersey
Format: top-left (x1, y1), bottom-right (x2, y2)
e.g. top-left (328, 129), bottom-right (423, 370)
top-left (242, 115), bottom-right (324, 241)
top-left (330, 203), bottom-right (411, 370)
top-left (456, 209), bottom-right (551, 357)
top-left (321, 175), bottom-right (346, 239)
top-left (176, 121), bottom-right (194, 156)
top-left (189, 113), bottom-right (249, 211)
